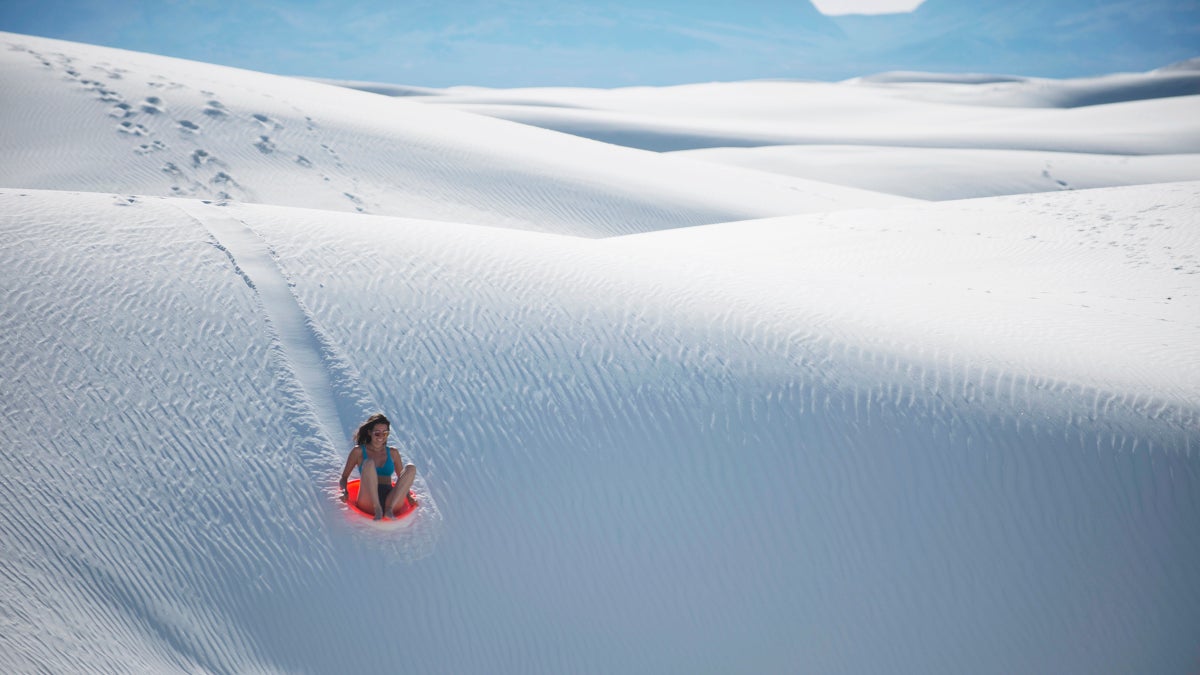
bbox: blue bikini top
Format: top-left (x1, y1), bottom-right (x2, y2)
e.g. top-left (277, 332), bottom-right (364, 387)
top-left (359, 444), bottom-right (395, 477)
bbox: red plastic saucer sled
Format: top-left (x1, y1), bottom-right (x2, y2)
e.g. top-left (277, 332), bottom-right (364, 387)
top-left (344, 479), bottom-right (419, 520)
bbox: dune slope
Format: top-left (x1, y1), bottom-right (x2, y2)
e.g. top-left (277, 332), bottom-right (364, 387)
top-left (385, 75), bottom-right (1200, 200)
top-left (2, 182), bottom-right (1198, 674)
top-left (0, 32), bottom-right (909, 238)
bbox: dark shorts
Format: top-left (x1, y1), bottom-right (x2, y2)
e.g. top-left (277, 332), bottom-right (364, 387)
top-left (377, 482), bottom-right (393, 507)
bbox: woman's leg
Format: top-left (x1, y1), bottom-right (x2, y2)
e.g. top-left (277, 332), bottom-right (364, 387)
top-left (385, 464), bottom-right (417, 516)
top-left (357, 459), bottom-right (384, 520)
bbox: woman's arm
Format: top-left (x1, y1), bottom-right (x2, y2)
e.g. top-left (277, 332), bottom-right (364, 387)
top-left (390, 447), bottom-right (404, 477)
top-left (338, 447), bottom-right (359, 500)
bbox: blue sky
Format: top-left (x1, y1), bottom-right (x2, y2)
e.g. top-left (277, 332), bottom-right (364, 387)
top-left (0, 1), bottom-right (1195, 87)
top-left (0, 1), bottom-right (852, 86)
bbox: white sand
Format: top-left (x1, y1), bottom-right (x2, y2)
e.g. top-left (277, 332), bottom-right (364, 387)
top-left (671, 145), bottom-right (1200, 201)
top-left (380, 72), bottom-right (1200, 199)
top-left (2, 31), bottom-right (1198, 675)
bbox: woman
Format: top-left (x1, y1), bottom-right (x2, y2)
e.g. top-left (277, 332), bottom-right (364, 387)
top-left (339, 413), bottom-right (417, 520)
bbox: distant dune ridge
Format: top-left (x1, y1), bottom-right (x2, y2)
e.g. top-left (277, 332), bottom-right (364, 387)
top-left (2, 31), bottom-right (1199, 675)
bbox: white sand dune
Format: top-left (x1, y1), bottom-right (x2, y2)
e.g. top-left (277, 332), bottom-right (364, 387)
top-left (850, 68), bottom-right (1200, 108)
top-left (672, 146), bottom-right (1200, 200)
top-left (374, 72), bottom-right (1200, 200)
top-left (2, 32), bottom-right (1199, 675)
top-left (382, 76), bottom-right (1200, 155)
top-left (0, 32), bottom-right (910, 238)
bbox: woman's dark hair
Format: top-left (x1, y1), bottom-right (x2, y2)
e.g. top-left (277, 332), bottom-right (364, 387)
top-left (354, 413), bottom-right (390, 446)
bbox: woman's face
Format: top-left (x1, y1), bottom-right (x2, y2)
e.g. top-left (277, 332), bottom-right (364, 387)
top-left (370, 423), bottom-right (389, 445)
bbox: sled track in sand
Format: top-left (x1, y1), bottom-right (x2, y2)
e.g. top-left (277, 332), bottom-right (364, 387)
top-left (173, 200), bottom-right (440, 544)
top-left (174, 201), bottom-right (351, 447)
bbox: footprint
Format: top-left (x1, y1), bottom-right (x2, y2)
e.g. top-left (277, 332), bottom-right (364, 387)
top-left (140, 96), bottom-right (165, 115)
top-left (1041, 167), bottom-right (1071, 191)
top-left (80, 79), bottom-right (125, 103)
top-left (178, 119), bottom-right (200, 133)
top-left (146, 77), bottom-right (183, 90)
top-left (191, 149), bottom-right (225, 168)
top-left (117, 121), bottom-right (151, 136)
top-left (10, 45), bottom-right (52, 67)
top-left (343, 192), bottom-right (365, 213)
top-left (92, 63), bottom-right (126, 79)
top-left (135, 140), bottom-right (168, 155)
top-left (254, 135), bottom-right (276, 154)
top-left (108, 102), bottom-right (134, 118)
top-left (203, 100), bottom-right (228, 118)
top-left (321, 143), bottom-right (345, 169)
top-left (211, 171), bottom-right (241, 190)
top-left (9, 44), bottom-right (54, 69)
top-left (295, 155), bottom-right (313, 168)
top-left (251, 113), bottom-right (282, 130)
